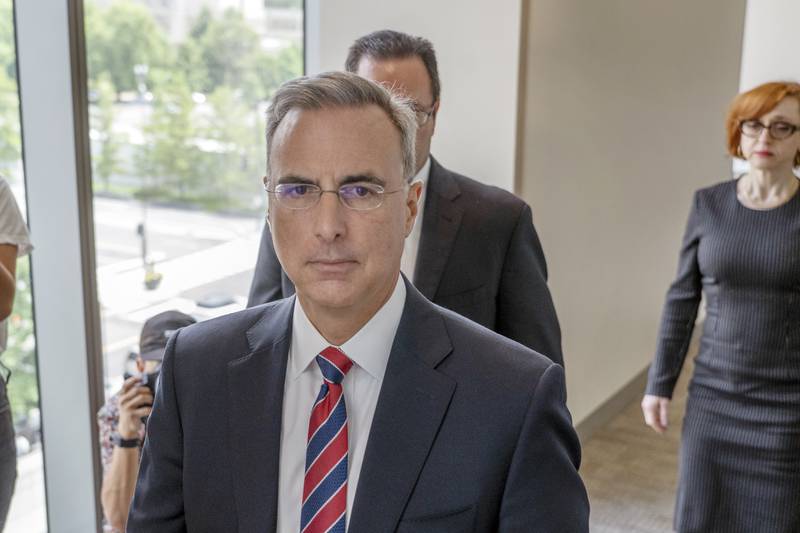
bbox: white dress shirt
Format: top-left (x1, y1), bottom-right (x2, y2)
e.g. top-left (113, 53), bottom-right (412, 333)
top-left (400, 156), bottom-right (431, 281)
top-left (276, 276), bottom-right (407, 533)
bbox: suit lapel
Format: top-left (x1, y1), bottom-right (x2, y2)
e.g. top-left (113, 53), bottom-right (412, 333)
top-left (349, 281), bottom-right (456, 533)
top-left (414, 158), bottom-right (463, 300)
top-left (227, 299), bottom-right (293, 533)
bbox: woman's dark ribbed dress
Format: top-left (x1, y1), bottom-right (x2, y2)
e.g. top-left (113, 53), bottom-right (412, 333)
top-left (646, 179), bottom-right (800, 533)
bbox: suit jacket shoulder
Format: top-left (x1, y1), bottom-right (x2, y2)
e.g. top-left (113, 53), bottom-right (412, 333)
top-left (429, 159), bottom-right (529, 237)
top-left (436, 301), bottom-right (554, 383)
top-left (421, 158), bottom-right (563, 364)
top-left (350, 283), bottom-right (586, 532)
top-left (170, 301), bottom-right (289, 367)
top-left (444, 166), bottom-right (529, 213)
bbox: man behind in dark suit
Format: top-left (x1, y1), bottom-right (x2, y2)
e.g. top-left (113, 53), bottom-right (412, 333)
top-left (248, 30), bottom-right (564, 366)
top-left (127, 71), bottom-right (588, 532)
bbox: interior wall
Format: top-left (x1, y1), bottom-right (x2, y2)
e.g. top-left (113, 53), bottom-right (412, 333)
top-left (739, 0), bottom-right (800, 90)
top-left (306, 0), bottom-right (522, 190)
top-left (519, 1), bottom-right (747, 424)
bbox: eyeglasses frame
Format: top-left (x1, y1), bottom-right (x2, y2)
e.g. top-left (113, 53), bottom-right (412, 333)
top-left (413, 100), bottom-right (438, 127)
top-left (739, 119), bottom-right (800, 141)
top-left (263, 180), bottom-right (408, 211)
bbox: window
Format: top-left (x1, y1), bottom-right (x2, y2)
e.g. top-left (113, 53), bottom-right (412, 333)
top-left (1, 0), bottom-right (47, 531)
top-left (82, 0), bottom-right (302, 523)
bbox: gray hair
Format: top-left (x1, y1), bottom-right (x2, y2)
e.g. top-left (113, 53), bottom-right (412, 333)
top-left (265, 71), bottom-right (417, 181)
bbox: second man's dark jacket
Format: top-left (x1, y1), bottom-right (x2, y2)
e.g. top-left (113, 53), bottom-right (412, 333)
top-left (248, 157), bottom-right (563, 365)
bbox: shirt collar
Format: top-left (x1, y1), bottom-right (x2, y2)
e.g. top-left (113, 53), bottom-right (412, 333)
top-left (290, 275), bottom-right (407, 381)
top-left (413, 156), bottom-right (432, 188)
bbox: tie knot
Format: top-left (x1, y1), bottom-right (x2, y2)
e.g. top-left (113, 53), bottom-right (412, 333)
top-left (316, 346), bottom-right (353, 385)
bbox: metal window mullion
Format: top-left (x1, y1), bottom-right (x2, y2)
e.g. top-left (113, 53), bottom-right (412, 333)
top-left (15, 0), bottom-right (103, 531)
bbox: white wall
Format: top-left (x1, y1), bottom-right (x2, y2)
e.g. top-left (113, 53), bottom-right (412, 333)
top-left (520, 1), bottom-right (746, 424)
top-left (739, 0), bottom-right (800, 90)
top-left (306, 0), bottom-right (522, 190)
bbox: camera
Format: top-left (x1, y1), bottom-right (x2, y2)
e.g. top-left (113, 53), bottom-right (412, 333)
top-left (139, 370), bottom-right (160, 396)
top-left (139, 370), bottom-right (160, 424)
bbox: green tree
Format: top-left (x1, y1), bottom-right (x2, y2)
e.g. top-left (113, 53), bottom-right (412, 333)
top-left (84, 1), bottom-right (170, 96)
top-left (189, 8), bottom-right (264, 102)
top-left (0, 71), bottom-right (20, 174)
top-left (4, 257), bottom-right (38, 423)
top-left (135, 71), bottom-right (204, 202)
top-left (91, 74), bottom-right (121, 191)
top-left (254, 43), bottom-right (303, 101)
top-left (0, 0), bottom-right (15, 79)
top-left (0, 0), bottom-right (21, 174)
top-left (180, 7), bottom-right (304, 105)
top-left (200, 86), bottom-right (262, 209)
top-left (83, 3), bottom-right (302, 213)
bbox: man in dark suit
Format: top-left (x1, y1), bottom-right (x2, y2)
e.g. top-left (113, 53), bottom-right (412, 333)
top-left (248, 30), bottom-right (563, 366)
top-left (127, 72), bottom-right (588, 532)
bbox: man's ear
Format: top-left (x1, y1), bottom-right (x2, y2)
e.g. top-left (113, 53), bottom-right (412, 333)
top-left (429, 100), bottom-right (440, 135)
top-left (136, 358), bottom-right (145, 373)
top-left (263, 175), bottom-right (272, 227)
top-left (404, 181), bottom-right (423, 236)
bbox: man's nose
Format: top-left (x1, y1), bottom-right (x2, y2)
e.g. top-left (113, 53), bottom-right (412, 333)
top-left (313, 191), bottom-right (346, 242)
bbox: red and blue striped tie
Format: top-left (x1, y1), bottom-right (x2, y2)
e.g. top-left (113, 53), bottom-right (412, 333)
top-left (301, 346), bottom-right (353, 533)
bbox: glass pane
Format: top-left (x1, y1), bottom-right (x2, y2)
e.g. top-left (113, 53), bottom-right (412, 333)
top-left (1, 0), bottom-right (47, 531)
top-left (83, 0), bottom-right (302, 528)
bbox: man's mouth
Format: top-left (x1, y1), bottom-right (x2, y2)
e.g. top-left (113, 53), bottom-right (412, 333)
top-left (308, 259), bottom-right (358, 273)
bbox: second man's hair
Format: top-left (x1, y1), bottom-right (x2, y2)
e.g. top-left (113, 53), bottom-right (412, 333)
top-left (344, 29), bottom-right (441, 104)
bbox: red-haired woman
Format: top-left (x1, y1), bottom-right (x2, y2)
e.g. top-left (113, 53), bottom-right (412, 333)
top-left (642, 81), bottom-right (800, 532)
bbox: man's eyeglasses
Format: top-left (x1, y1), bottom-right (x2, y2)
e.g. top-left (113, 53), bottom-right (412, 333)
top-left (739, 119), bottom-right (800, 140)
top-left (265, 181), bottom-right (405, 211)
top-left (413, 101), bottom-right (437, 127)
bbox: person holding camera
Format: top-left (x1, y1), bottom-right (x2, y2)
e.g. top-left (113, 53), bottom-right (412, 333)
top-left (97, 310), bottom-right (195, 532)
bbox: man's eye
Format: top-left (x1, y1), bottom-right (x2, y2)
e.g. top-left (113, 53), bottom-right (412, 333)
top-left (340, 184), bottom-right (378, 199)
top-left (282, 184), bottom-right (310, 197)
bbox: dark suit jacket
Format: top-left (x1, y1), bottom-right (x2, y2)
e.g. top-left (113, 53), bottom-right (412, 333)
top-left (127, 279), bottom-right (588, 532)
top-left (248, 157), bottom-right (564, 366)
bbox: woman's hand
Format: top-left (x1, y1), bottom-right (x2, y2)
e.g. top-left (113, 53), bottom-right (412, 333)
top-left (641, 394), bottom-right (671, 434)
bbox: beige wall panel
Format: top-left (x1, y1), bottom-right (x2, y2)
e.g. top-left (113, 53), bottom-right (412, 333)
top-left (519, 0), bottom-right (746, 424)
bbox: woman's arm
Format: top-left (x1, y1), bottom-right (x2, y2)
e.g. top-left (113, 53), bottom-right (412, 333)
top-left (0, 244), bottom-right (18, 321)
top-left (645, 191), bottom-right (704, 399)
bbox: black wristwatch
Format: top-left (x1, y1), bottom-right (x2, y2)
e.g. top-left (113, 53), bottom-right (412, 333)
top-left (111, 433), bottom-right (141, 448)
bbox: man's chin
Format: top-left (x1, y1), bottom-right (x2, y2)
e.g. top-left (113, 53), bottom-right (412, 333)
top-left (296, 279), bottom-right (359, 310)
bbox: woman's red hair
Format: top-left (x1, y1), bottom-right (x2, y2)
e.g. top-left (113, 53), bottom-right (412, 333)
top-left (726, 81), bottom-right (800, 166)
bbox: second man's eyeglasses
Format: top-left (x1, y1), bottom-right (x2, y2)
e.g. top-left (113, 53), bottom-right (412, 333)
top-left (413, 101), bottom-right (437, 126)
